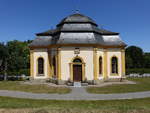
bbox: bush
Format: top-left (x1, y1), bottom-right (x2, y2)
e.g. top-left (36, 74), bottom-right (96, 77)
top-left (0, 71), bottom-right (4, 75)
top-left (7, 71), bottom-right (20, 76)
top-left (1, 69), bottom-right (30, 76)
top-left (19, 69), bottom-right (30, 76)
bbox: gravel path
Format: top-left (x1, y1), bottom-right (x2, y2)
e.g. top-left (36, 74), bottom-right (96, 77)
top-left (0, 87), bottom-right (150, 100)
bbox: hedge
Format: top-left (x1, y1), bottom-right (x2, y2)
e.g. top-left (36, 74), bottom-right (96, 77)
top-left (0, 69), bottom-right (30, 76)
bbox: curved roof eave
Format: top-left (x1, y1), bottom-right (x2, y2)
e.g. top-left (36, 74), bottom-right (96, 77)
top-left (29, 43), bottom-right (126, 49)
top-left (36, 28), bottom-right (119, 36)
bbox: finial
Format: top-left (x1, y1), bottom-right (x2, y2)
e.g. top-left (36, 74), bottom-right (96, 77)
top-left (75, 9), bottom-right (79, 14)
top-left (73, 0), bottom-right (80, 14)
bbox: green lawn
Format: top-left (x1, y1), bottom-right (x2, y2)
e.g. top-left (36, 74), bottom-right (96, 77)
top-left (0, 96), bottom-right (150, 113)
top-left (0, 81), bottom-right (71, 94)
top-left (87, 78), bottom-right (150, 94)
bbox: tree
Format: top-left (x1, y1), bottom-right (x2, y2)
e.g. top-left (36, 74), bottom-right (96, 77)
top-left (0, 43), bottom-right (9, 80)
top-left (125, 46), bottom-right (144, 68)
top-left (6, 40), bottom-right (30, 75)
top-left (0, 43), bottom-right (8, 59)
top-left (125, 54), bottom-right (133, 68)
top-left (0, 43), bottom-right (8, 71)
top-left (143, 53), bottom-right (150, 68)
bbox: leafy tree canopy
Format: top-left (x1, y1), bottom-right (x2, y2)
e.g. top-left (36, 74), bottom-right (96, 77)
top-left (143, 53), bottom-right (150, 68)
top-left (0, 43), bottom-right (8, 60)
top-left (6, 40), bottom-right (30, 72)
top-left (125, 46), bottom-right (147, 68)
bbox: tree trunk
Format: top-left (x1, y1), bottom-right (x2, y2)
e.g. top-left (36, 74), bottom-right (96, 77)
top-left (4, 60), bottom-right (7, 81)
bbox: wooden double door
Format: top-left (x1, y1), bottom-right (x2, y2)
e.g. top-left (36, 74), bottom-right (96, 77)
top-left (73, 64), bottom-right (82, 82)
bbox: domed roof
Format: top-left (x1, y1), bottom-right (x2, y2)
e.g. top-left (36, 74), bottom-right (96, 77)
top-left (57, 13), bottom-right (98, 27)
top-left (36, 13), bottom-right (119, 36)
top-left (30, 13), bottom-right (126, 48)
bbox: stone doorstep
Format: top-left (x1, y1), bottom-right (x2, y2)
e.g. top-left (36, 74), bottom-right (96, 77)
top-left (73, 82), bottom-right (81, 87)
top-left (67, 82), bottom-right (88, 87)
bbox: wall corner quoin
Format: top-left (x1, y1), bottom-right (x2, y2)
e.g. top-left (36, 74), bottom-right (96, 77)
top-left (121, 48), bottom-right (126, 76)
top-left (30, 50), bottom-right (34, 77)
top-left (103, 49), bottom-right (108, 80)
top-left (47, 49), bottom-right (52, 78)
top-left (93, 47), bottom-right (98, 80)
top-left (57, 47), bottom-right (61, 80)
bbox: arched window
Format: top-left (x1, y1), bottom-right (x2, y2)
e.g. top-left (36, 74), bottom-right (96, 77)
top-left (73, 58), bottom-right (82, 63)
top-left (38, 58), bottom-right (44, 75)
top-left (99, 57), bottom-right (102, 75)
top-left (111, 57), bottom-right (118, 74)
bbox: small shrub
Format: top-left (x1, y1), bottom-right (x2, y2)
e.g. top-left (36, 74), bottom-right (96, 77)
top-left (19, 69), bottom-right (30, 76)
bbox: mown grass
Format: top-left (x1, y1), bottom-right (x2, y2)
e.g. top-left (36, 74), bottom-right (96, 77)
top-left (0, 109), bottom-right (150, 113)
top-left (0, 96), bottom-right (150, 113)
top-left (0, 81), bottom-right (71, 94)
top-left (87, 78), bottom-right (150, 94)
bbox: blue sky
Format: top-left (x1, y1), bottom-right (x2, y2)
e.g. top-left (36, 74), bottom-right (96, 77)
top-left (0, 0), bottom-right (150, 52)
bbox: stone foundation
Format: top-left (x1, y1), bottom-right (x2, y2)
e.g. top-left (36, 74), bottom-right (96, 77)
top-left (57, 80), bottom-right (67, 85)
top-left (93, 80), bottom-right (104, 85)
top-left (107, 77), bottom-right (126, 82)
top-left (29, 77), bottom-right (126, 85)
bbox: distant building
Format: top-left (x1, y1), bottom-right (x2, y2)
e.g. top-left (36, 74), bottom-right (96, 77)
top-left (29, 13), bottom-right (126, 85)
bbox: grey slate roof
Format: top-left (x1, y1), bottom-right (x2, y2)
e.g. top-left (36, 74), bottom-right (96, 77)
top-left (30, 13), bottom-right (126, 47)
top-left (36, 24), bottom-right (119, 36)
top-left (30, 36), bottom-right (52, 47)
top-left (57, 13), bottom-right (98, 26)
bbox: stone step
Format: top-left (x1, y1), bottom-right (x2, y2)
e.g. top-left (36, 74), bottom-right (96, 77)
top-left (73, 82), bottom-right (81, 87)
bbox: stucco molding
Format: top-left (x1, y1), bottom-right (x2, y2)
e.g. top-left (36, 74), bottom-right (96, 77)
top-left (69, 56), bottom-right (86, 82)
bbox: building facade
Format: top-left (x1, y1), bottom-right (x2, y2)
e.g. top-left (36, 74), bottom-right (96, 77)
top-left (29, 13), bottom-right (126, 85)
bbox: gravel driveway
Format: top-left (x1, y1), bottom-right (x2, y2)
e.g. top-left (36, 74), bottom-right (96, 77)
top-left (0, 87), bottom-right (150, 100)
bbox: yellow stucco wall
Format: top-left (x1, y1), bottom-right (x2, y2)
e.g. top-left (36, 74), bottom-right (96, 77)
top-left (60, 47), bottom-right (94, 81)
top-left (31, 47), bottom-right (125, 81)
top-left (107, 48), bottom-right (122, 78)
top-left (32, 49), bottom-right (49, 79)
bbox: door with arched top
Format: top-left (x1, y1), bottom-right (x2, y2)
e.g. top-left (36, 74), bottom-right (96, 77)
top-left (73, 58), bottom-right (82, 82)
top-left (73, 64), bottom-right (82, 81)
